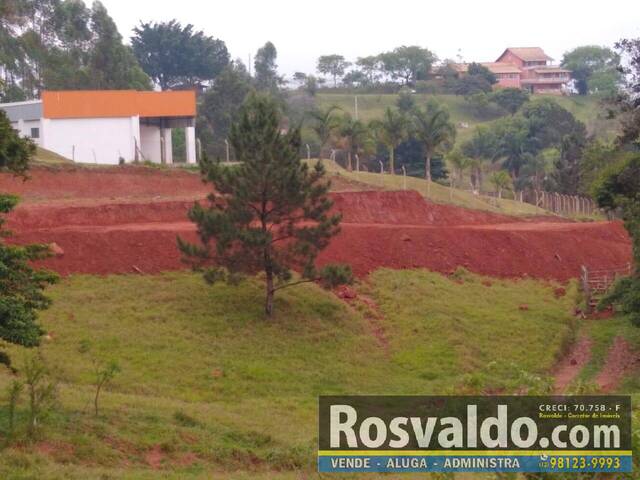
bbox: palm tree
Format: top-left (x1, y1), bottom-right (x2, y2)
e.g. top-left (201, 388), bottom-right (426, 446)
top-left (461, 126), bottom-right (499, 193)
top-left (412, 102), bottom-right (456, 182)
top-left (489, 170), bottom-right (512, 199)
top-left (370, 107), bottom-right (409, 175)
top-left (339, 115), bottom-right (371, 171)
top-left (446, 149), bottom-right (471, 189)
top-left (309, 106), bottom-right (340, 160)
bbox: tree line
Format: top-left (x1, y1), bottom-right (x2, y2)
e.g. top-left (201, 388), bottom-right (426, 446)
top-left (299, 45), bottom-right (622, 96)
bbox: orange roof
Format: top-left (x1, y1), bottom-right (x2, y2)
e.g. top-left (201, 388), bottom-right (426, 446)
top-left (42, 90), bottom-right (196, 119)
top-left (497, 47), bottom-right (553, 62)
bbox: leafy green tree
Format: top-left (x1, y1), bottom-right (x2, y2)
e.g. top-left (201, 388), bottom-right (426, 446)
top-left (490, 88), bottom-right (530, 115)
top-left (338, 115), bottom-right (372, 171)
top-left (356, 56), bottom-right (381, 84)
top-left (461, 126), bottom-right (500, 191)
top-left (411, 101), bottom-right (456, 181)
top-left (613, 38), bottom-right (640, 147)
top-left (489, 170), bottom-right (512, 199)
top-left (304, 75), bottom-right (321, 96)
top-left (342, 70), bottom-right (368, 87)
top-left (316, 54), bottom-right (351, 87)
top-left (197, 62), bottom-right (252, 159)
top-left (561, 45), bottom-right (620, 95)
top-left (309, 105), bottom-right (340, 159)
top-left (446, 149), bottom-right (471, 189)
top-left (254, 41), bottom-right (282, 91)
top-left (396, 88), bottom-right (416, 112)
top-left (467, 62), bottom-right (497, 85)
top-left (593, 153), bottom-right (640, 325)
top-left (379, 46), bottom-right (437, 85)
top-left (179, 94), bottom-right (351, 316)
top-left (370, 107), bottom-right (410, 174)
top-left (88, 1), bottom-right (150, 90)
top-left (0, 111), bottom-right (58, 368)
top-left (453, 75), bottom-right (493, 96)
top-left (132, 20), bottom-right (229, 90)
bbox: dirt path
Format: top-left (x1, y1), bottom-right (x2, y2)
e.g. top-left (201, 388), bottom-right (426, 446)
top-left (553, 336), bottom-right (593, 393)
top-left (595, 336), bottom-right (640, 392)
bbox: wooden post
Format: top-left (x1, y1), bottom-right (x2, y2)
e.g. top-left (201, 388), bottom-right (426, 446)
top-left (581, 265), bottom-right (590, 307)
top-left (402, 165), bottom-right (407, 191)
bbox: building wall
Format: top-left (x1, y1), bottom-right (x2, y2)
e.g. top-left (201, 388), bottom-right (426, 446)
top-left (495, 75), bottom-right (521, 89)
top-left (10, 119), bottom-right (42, 145)
top-left (140, 124), bottom-right (162, 163)
top-left (41, 116), bottom-right (137, 164)
top-left (497, 51), bottom-right (524, 68)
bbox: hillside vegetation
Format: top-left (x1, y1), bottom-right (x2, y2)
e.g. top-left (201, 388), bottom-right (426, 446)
top-left (0, 270), bottom-right (577, 478)
top-left (316, 93), bottom-right (617, 145)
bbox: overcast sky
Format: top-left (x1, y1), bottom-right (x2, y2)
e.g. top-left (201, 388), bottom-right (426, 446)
top-left (103, 0), bottom-right (640, 78)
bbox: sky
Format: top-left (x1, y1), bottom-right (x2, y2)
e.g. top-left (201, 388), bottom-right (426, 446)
top-left (103, 0), bottom-right (640, 78)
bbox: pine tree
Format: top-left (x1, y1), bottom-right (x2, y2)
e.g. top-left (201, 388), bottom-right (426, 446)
top-left (179, 93), bottom-right (351, 316)
top-left (0, 111), bottom-right (58, 368)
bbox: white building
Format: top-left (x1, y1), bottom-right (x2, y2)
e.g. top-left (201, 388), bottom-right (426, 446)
top-left (0, 90), bottom-right (197, 165)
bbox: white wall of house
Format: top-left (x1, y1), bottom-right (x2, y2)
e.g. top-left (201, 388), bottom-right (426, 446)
top-left (41, 116), bottom-right (137, 164)
top-left (11, 119), bottom-right (42, 145)
top-left (140, 124), bottom-right (162, 163)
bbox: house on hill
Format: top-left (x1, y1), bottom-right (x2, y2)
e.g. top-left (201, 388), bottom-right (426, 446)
top-left (0, 90), bottom-right (197, 165)
top-left (452, 47), bottom-right (571, 94)
top-left (495, 47), bottom-right (571, 94)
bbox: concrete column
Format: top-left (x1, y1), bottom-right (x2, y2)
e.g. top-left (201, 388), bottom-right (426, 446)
top-left (130, 116), bottom-right (141, 161)
top-left (161, 128), bottom-right (173, 164)
top-left (185, 125), bottom-right (196, 164)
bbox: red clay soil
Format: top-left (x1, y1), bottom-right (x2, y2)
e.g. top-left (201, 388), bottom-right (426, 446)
top-left (553, 336), bottom-right (593, 393)
top-left (595, 336), bottom-right (640, 392)
top-left (1, 166), bottom-right (632, 280)
top-left (0, 165), bottom-right (209, 203)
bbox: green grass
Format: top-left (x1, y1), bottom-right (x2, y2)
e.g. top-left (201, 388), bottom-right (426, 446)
top-left (33, 147), bottom-right (73, 165)
top-left (0, 270), bottom-right (577, 478)
top-left (319, 158), bottom-right (550, 216)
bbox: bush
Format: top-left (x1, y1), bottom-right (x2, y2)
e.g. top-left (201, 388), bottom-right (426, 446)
top-left (599, 276), bottom-right (640, 326)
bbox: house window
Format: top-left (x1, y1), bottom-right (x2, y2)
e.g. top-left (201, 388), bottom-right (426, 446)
top-left (30, 127), bottom-right (39, 139)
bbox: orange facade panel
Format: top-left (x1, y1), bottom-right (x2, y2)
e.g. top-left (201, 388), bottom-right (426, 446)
top-left (42, 90), bottom-right (196, 119)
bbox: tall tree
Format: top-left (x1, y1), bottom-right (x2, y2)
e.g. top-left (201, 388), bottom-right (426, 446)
top-left (461, 126), bottom-right (500, 191)
top-left (309, 105), bottom-right (340, 159)
top-left (0, 110), bottom-right (58, 368)
top-left (316, 54), bottom-right (351, 87)
top-left (179, 94), bottom-right (350, 316)
top-left (339, 115), bottom-right (372, 171)
top-left (490, 88), bottom-right (529, 115)
top-left (412, 101), bottom-right (456, 181)
top-left (446, 149), bottom-right (471, 189)
top-left (356, 56), bottom-right (381, 85)
top-left (132, 20), bottom-right (229, 90)
top-left (197, 62), bottom-right (252, 158)
top-left (379, 46), bottom-right (437, 85)
top-left (254, 41), bottom-right (282, 91)
top-left (370, 107), bottom-right (409, 174)
top-left (613, 38), bottom-right (640, 147)
top-left (467, 62), bottom-right (497, 85)
top-left (593, 153), bottom-right (640, 325)
top-left (88, 1), bottom-right (150, 90)
top-left (562, 45), bottom-right (621, 95)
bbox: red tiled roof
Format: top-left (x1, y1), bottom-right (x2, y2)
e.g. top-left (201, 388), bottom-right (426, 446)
top-left (497, 47), bottom-right (553, 62)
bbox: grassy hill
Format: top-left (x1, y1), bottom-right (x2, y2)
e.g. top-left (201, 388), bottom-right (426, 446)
top-left (320, 158), bottom-right (549, 216)
top-left (0, 270), bottom-right (578, 478)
